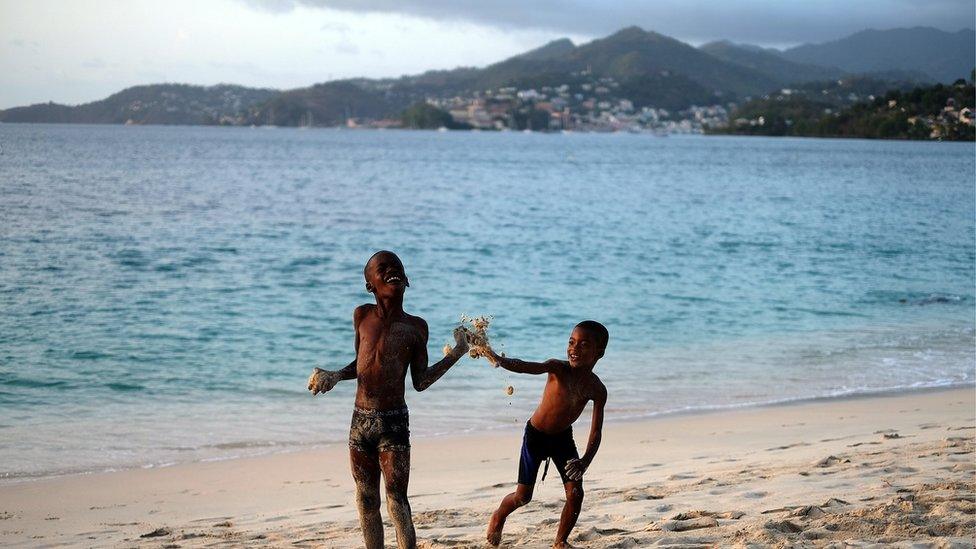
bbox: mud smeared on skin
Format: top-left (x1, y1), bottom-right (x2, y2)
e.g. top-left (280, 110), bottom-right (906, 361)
top-left (351, 452), bottom-right (384, 549)
top-left (380, 450), bottom-right (415, 549)
top-left (350, 447), bottom-right (417, 549)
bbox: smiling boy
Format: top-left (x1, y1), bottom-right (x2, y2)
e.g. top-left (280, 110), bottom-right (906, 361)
top-left (306, 250), bottom-right (469, 549)
top-left (482, 321), bottom-right (609, 548)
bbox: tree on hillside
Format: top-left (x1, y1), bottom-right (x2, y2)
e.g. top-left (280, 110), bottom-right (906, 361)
top-left (400, 102), bottom-right (470, 129)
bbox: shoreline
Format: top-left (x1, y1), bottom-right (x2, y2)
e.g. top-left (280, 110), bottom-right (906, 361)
top-left (4, 121), bottom-right (976, 142)
top-left (3, 381), bottom-right (972, 487)
top-left (2, 381), bottom-right (972, 487)
top-left (2, 386), bottom-right (972, 547)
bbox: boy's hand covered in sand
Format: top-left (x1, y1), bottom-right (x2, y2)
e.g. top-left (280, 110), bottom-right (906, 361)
top-left (307, 367), bottom-right (341, 395)
top-left (564, 458), bottom-right (588, 481)
top-left (451, 326), bottom-right (470, 357)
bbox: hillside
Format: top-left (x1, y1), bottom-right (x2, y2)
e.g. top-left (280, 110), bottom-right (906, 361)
top-left (0, 84), bottom-right (276, 125)
top-left (719, 78), bottom-right (975, 140)
top-left (2, 26), bottom-right (972, 127)
top-left (700, 41), bottom-right (843, 86)
top-left (565, 27), bottom-right (778, 97)
top-left (782, 27), bottom-right (975, 84)
top-left (243, 81), bottom-right (404, 126)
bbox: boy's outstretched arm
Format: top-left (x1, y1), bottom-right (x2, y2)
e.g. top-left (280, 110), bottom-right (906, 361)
top-left (307, 305), bottom-right (367, 395)
top-left (308, 359), bottom-right (356, 395)
top-left (484, 350), bottom-right (563, 375)
top-left (410, 323), bottom-right (469, 391)
top-left (565, 381), bottom-right (607, 481)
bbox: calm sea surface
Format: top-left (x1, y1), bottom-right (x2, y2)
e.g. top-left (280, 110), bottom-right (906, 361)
top-left (1, 124), bottom-right (973, 480)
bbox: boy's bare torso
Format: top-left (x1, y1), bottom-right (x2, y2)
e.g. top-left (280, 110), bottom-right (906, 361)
top-left (353, 304), bottom-right (426, 411)
top-left (530, 364), bottom-right (605, 434)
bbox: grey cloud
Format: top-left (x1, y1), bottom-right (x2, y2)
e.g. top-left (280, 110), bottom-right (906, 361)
top-left (241, 0), bottom-right (975, 45)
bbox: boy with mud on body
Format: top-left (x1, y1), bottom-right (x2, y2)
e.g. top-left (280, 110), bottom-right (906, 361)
top-left (482, 321), bottom-right (609, 549)
top-left (306, 251), bottom-right (469, 549)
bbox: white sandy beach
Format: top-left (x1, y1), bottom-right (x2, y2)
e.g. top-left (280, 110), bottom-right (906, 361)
top-left (1, 387), bottom-right (973, 548)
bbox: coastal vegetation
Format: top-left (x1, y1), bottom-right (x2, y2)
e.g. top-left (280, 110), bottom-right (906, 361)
top-left (400, 102), bottom-right (470, 129)
top-left (718, 77), bottom-right (975, 140)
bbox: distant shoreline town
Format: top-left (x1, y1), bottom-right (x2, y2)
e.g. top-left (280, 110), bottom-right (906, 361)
top-left (2, 26), bottom-right (973, 140)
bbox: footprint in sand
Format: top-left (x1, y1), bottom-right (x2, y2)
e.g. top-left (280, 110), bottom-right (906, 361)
top-left (609, 538), bottom-right (642, 549)
top-left (742, 491), bottom-right (768, 499)
top-left (622, 487), bottom-right (667, 501)
top-left (847, 441), bottom-right (882, 447)
top-left (813, 455), bottom-right (850, 467)
top-left (766, 442), bottom-right (811, 451)
top-left (659, 516), bottom-right (719, 531)
top-left (139, 527), bottom-right (170, 538)
top-left (666, 473), bottom-right (696, 481)
top-left (764, 519), bottom-right (803, 534)
top-left (574, 526), bottom-right (631, 541)
top-left (672, 510), bottom-right (744, 520)
top-left (943, 436), bottom-right (969, 448)
top-left (881, 465), bottom-right (918, 473)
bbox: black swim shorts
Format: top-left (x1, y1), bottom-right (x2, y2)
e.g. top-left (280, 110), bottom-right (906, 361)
top-left (348, 407), bottom-right (410, 454)
top-left (517, 420), bottom-right (580, 485)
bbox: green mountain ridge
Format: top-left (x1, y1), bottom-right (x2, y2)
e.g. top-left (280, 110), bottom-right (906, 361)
top-left (699, 40), bottom-right (844, 86)
top-left (2, 26), bottom-right (972, 127)
top-left (0, 84), bottom-right (277, 125)
top-left (781, 27), bottom-right (975, 83)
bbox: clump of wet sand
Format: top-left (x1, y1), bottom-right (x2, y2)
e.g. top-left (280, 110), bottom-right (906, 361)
top-left (449, 314), bottom-right (499, 363)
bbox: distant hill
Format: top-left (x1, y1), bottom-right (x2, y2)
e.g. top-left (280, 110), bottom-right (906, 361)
top-left (699, 40), bottom-right (843, 86)
top-left (243, 81), bottom-right (403, 126)
top-left (378, 27), bottom-right (778, 105)
top-left (782, 27), bottom-right (975, 84)
top-left (3, 26), bottom-right (973, 127)
top-left (562, 27), bottom-right (778, 97)
top-left (514, 38), bottom-right (576, 62)
top-left (718, 79), bottom-right (975, 140)
top-left (233, 26), bottom-right (791, 125)
top-left (0, 84), bottom-right (276, 125)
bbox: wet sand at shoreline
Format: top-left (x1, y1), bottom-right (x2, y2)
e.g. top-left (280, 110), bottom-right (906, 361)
top-left (1, 387), bottom-right (973, 548)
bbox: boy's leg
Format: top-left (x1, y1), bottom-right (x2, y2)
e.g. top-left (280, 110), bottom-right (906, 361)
top-left (553, 480), bottom-right (583, 547)
top-left (350, 448), bottom-right (384, 549)
top-left (487, 483), bottom-right (534, 545)
top-left (488, 422), bottom-right (543, 545)
top-left (379, 449), bottom-right (416, 549)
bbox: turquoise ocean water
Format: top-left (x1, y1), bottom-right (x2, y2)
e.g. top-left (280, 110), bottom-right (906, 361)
top-left (1, 124), bottom-right (973, 480)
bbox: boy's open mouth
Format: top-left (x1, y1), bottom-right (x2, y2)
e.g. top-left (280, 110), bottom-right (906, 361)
top-left (384, 274), bottom-right (405, 285)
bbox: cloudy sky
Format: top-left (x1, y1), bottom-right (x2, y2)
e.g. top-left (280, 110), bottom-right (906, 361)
top-left (1, 0), bottom-right (972, 108)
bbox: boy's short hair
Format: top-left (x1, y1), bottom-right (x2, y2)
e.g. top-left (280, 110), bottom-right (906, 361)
top-left (576, 320), bottom-right (609, 351)
top-left (364, 250), bottom-right (397, 278)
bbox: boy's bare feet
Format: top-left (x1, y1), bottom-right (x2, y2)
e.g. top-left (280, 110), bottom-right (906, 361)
top-left (486, 510), bottom-right (504, 546)
top-left (552, 542), bottom-right (578, 549)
